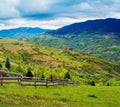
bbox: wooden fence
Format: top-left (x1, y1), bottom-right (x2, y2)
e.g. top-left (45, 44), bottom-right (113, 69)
top-left (0, 77), bottom-right (79, 87)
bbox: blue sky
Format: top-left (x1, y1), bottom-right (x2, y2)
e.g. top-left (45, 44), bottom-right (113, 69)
top-left (0, 0), bottom-right (120, 30)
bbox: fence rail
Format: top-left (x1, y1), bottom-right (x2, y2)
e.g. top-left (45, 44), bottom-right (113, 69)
top-left (0, 77), bottom-right (79, 87)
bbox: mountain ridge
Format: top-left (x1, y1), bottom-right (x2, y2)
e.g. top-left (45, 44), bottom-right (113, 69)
top-left (48, 18), bottom-right (120, 35)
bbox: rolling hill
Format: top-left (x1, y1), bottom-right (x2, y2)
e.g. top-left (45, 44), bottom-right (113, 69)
top-left (0, 38), bottom-right (120, 84)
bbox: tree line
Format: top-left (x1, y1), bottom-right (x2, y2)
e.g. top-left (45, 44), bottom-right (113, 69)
top-left (0, 58), bottom-right (71, 80)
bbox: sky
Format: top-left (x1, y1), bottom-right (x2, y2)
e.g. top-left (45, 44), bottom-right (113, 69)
top-left (0, 0), bottom-right (120, 30)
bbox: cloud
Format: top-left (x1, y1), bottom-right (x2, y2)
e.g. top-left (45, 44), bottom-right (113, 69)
top-left (0, 0), bottom-right (120, 29)
top-left (0, 0), bottom-right (20, 19)
top-left (76, 2), bottom-right (93, 10)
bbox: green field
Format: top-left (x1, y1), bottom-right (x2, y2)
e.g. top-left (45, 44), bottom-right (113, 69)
top-left (0, 85), bottom-right (120, 107)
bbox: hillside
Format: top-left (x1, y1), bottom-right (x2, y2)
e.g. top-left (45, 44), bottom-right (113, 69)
top-left (27, 18), bottom-right (120, 63)
top-left (0, 27), bottom-right (49, 38)
top-left (0, 38), bottom-right (120, 84)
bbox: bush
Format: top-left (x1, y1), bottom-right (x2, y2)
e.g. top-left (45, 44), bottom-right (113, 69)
top-left (90, 81), bottom-right (95, 86)
top-left (88, 94), bottom-right (97, 98)
top-left (107, 82), bottom-right (110, 86)
top-left (64, 72), bottom-right (71, 79)
top-left (26, 68), bottom-right (33, 77)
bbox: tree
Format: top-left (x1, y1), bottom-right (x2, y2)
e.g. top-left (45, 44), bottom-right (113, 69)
top-left (5, 58), bottom-right (11, 70)
top-left (26, 68), bottom-right (33, 77)
top-left (0, 64), bottom-right (2, 70)
top-left (41, 72), bottom-right (45, 79)
top-left (50, 74), bottom-right (54, 80)
top-left (64, 72), bottom-right (71, 79)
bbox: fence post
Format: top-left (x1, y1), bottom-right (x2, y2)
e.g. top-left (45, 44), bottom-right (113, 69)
top-left (34, 77), bottom-right (36, 88)
top-left (19, 74), bottom-right (22, 86)
top-left (46, 79), bottom-right (48, 87)
top-left (0, 79), bottom-right (3, 86)
top-left (0, 73), bottom-right (3, 86)
top-left (19, 73), bottom-right (23, 86)
top-left (58, 79), bottom-right (60, 85)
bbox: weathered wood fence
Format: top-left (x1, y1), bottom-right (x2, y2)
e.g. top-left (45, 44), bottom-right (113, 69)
top-left (0, 77), bottom-right (79, 87)
top-left (0, 70), bottom-right (79, 87)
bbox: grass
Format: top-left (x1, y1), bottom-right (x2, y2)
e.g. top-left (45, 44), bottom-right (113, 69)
top-left (0, 84), bottom-right (120, 107)
top-left (0, 104), bottom-right (27, 107)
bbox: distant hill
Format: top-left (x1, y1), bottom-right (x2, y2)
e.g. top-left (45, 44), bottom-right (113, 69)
top-left (49, 18), bottom-right (120, 35)
top-left (0, 27), bottom-right (50, 38)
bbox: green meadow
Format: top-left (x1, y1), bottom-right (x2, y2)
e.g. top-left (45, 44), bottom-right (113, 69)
top-left (0, 85), bottom-right (120, 107)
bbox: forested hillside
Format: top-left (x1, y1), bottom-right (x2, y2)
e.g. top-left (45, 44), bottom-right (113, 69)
top-left (0, 39), bottom-right (120, 85)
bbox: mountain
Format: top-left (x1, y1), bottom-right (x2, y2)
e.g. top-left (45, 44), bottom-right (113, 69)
top-left (0, 38), bottom-right (120, 84)
top-left (27, 18), bottom-right (120, 63)
top-left (0, 27), bottom-right (50, 38)
top-left (49, 18), bottom-right (120, 35)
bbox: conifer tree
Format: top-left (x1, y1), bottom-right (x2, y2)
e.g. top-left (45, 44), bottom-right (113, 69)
top-left (26, 68), bottom-right (33, 77)
top-left (0, 64), bottom-right (2, 70)
top-left (5, 58), bottom-right (11, 70)
top-left (41, 72), bottom-right (45, 79)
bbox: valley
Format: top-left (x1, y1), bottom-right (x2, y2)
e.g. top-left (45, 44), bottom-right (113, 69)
top-left (0, 18), bottom-right (120, 107)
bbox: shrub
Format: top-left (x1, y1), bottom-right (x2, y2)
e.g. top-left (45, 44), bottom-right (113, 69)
top-left (88, 94), bottom-right (97, 98)
top-left (90, 81), bottom-right (95, 86)
top-left (107, 82), bottom-right (110, 86)
top-left (26, 68), bottom-right (33, 77)
top-left (64, 72), bottom-right (71, 79)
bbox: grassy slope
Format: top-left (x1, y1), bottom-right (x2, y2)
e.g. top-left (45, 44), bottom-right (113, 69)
top-left (0, 85), bottom-right (120, 107)
top-left (0, 38), bottom-right (120, 84)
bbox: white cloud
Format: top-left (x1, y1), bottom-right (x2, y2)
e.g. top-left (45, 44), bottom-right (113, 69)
top-left (0, 0), bottom-right (120, 29)
top-left (0, 17), bottom-right (98, 30)
top-left (76, 2), bottom-right (93, 10)
top-left (0, 0), bottom-right (20, 19)
top-left (18, 0), bottom-right (50, 14)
